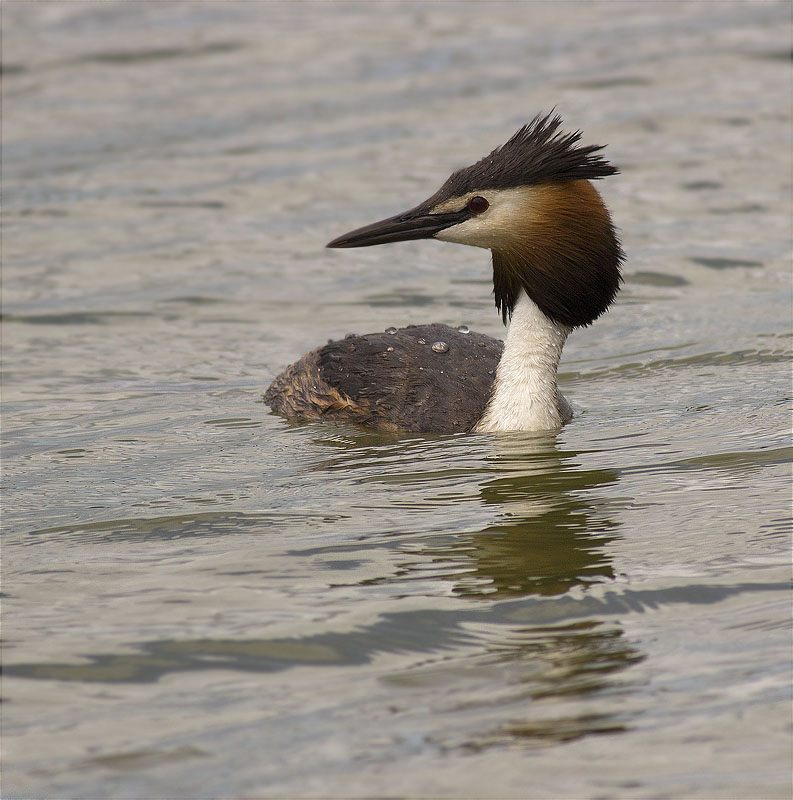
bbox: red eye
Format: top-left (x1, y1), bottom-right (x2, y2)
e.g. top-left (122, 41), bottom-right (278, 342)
top-left (468, 195), bottom-right (489, 214)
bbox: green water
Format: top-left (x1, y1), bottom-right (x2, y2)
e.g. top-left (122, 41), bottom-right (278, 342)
top-left (3, 2), bottom-right (791, 798)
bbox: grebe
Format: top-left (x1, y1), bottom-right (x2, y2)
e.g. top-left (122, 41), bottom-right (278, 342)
top-left (265, 113), bottom-right (624, 433)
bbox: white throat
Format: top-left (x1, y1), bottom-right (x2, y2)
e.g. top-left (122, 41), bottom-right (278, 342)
top-left (475, 290), bottom-right (572, 432)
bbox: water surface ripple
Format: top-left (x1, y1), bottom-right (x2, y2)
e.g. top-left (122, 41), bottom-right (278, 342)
top-left (2, 3), bottom-right (791, 799)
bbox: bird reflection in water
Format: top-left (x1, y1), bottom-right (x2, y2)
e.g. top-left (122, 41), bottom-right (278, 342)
top-left (438, 434), bottom-right (619, 598)
top-left (372, 432), bottom-right (645, 750)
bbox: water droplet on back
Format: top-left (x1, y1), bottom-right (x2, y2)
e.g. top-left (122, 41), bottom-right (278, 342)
top-left (457, 324), bottom-right (470, 334)
top-left (417, 338), bottom-right (427, 345)
top-left (431, 341), bottom-right (449, 353)
top-left (385, 326), bottom-right (397, 335)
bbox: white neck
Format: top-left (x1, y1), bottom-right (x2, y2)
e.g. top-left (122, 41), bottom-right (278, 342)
top-left (475, 290), bottom-right (572, 432)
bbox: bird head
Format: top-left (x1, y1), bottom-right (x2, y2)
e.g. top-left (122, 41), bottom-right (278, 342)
top-left (327, 113), bottom-right (624, 327)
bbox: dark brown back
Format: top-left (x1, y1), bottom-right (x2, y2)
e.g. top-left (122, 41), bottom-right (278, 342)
top-left (265, 324), bottom-right (503, 433)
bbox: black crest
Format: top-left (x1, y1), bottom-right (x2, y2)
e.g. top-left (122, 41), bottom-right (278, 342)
top-left (433, 112), bottom-right (618, 200)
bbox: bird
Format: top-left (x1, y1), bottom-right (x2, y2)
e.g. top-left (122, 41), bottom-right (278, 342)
top-left (265, 112), bottom-right (624, 434)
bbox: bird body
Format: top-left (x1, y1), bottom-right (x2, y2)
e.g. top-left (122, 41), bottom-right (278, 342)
top-left (265, 323), bottom-right (502, 433)
top-left (265, 114), bottom-right (624, 433)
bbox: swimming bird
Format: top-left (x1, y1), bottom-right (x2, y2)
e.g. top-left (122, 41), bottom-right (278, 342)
top-left (265, 113), bottom-right (624, 433)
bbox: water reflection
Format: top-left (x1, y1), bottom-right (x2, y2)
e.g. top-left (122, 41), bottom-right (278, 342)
top-left (454, 436), bottom-right (620, 597)
top-left (396, 435), bottom-right (633, 749)
top-left (315, 429), bottom-right (621, 599)
top-left (308, 430), bottom-right (636, 748)
top-left (6, 429), bottom-right (639, 753)
top-left (465, 619), bottom-right (641, 749)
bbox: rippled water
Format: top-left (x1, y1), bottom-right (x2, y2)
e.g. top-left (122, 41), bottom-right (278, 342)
top-left (3, 2), bottom-right (791, 798)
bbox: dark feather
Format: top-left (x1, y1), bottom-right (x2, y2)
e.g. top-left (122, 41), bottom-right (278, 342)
top-left (423, 112), bottom-right (618, 207)
top-left (265, 324), bottom-right (503, 433)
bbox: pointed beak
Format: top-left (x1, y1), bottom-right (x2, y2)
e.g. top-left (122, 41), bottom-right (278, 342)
top-left (326, 206), bottom-right (469, 248)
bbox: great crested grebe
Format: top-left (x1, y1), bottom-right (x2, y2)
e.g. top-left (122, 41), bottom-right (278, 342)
top-left (265, 113), bottom-right (624, 433)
